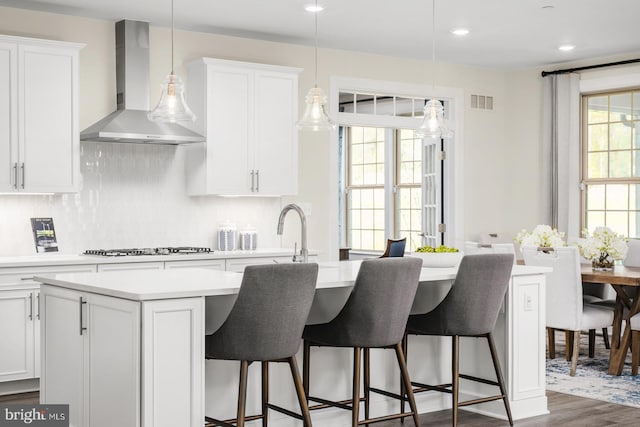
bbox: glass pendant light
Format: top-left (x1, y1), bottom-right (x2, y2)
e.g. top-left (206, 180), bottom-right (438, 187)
top-left (148, 0), bottom-right (196, 123)
top-left (297, 0), bottom-right (336, 131)
top-left (416, 0), bottom-right (452, 139)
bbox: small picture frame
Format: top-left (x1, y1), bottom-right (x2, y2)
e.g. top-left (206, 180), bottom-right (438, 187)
top-left (30, 217), bottom-right (58, 253)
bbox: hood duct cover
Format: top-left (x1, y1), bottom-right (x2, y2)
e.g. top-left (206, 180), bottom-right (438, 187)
top-left (80, 20), bottom-right (204, 144)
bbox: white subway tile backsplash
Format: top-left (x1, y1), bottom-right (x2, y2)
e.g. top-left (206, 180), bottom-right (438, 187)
top-left (0, 142), bottom-right (282, 256)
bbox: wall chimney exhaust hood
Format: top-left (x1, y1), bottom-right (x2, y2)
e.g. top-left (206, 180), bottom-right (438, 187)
top-left (81, 20), bottom-right (204, 144)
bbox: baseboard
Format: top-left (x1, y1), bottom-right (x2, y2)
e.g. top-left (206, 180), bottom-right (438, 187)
top-left (0, 379), bottom-right (39, 397)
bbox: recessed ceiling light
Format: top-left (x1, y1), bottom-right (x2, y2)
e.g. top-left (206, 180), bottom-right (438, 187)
top-left (450, 28), bottom-right (470, 36)
top-left (558, 44), bottom-right (575, 52)
top-left (542, 5), bottom-right (555, 9)
top-left (305, 4), bottom-right (324, 12)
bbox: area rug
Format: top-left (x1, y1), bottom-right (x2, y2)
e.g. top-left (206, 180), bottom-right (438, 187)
top-left (546, 333), bottom-right (640, 408)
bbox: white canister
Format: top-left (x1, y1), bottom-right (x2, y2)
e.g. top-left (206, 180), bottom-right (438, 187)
top-left (217, 222), bottom-right (237, 251)
top-left (240, 226), bottom-right (257, 250)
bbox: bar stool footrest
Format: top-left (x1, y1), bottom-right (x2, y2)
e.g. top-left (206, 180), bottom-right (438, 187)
top-left (368, 386), bottom-right (403, 401)
top-left (458, 394), bottom-right (505, 407)
top-left (410, 380), bottom-right (453, 394)
top-left (308, 395), bottom-right (366, 411)
top-left (204, 413), bottom-right (264, 427)
top-left (266, 403), bottom-right (304, 420)
top-left (458, 373), bottom-right (499, 387)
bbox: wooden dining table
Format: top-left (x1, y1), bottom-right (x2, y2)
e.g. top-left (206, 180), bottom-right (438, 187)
top-left (581, 265), bottom-right (640, 375)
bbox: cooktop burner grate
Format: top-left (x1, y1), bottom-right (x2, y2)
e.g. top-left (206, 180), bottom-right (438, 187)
top-left (83, 247), bottom-right (213, 257)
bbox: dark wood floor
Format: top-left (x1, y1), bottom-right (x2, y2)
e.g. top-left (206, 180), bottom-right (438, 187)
top-left (3, 390), bottom-right (639, 426)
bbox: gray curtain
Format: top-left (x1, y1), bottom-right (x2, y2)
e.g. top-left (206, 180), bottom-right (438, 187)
top-left (541, 73), bottom-right (581, 239)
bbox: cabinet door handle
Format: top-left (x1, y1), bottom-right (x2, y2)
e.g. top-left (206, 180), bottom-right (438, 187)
top-left (256, 170), bottom-right (260, 192)
top-left (79, 297), bottom-right (87, 335)
top-left (12, 163), bottom-right (18, 189)
top-left (250, 170), bottom-right (255, 192)
top-left (36, 294), bottom-right (40, 320)
top-left (21, 163), bottom-right (25, 189)
top-left (20, 276), bottom-right (35, 281)
top-left (28, 293), bottom-right (33, 321)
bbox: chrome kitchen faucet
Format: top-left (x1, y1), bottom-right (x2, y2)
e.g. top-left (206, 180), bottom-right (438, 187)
top-left (277, 204), bottom-right (308, 263)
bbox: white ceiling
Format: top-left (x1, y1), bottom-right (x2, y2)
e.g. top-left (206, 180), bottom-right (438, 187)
top-left (2, 0), bottom-right (639, 69)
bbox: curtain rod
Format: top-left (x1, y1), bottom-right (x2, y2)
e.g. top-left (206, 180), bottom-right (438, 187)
top-left (541, 58), bottom-right (640, 77)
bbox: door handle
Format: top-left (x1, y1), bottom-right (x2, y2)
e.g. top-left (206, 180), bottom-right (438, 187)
top-left (28, 293), bottom-right (33, 321)
top-left (256, 170), bottom-right (260, 192)
top-left (20, 163), bottom-right (25, 189)
top-left (12, 163), bottom-right (18, 189)
top-left (36, 293), bottom-right (40, 320)
top-left (250, 170), bottom-right (255, 192)
top-left (79, 296), bottom-right (87, 335)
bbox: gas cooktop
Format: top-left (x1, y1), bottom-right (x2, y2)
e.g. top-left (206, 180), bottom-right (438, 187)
top-left (83, 247), bottom-right (213, 257)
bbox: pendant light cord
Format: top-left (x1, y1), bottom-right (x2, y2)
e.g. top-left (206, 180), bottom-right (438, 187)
top-left (171, 0), bottom-right (175, 74)
top-left (431, 0), bottom-right (436, 91)
top-left (314, 0), bottom-right (319, 87)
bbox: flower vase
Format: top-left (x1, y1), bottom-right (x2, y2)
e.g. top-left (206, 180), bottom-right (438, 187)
top-left (592, 254), bottom-right (614, 272)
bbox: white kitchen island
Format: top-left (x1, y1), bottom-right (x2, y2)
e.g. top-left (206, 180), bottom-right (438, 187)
top-left (36, 261), bottom-right (549, 427)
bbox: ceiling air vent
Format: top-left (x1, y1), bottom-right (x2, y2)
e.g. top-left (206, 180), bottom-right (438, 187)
top-left (470, 94), bottom-right (494, 110)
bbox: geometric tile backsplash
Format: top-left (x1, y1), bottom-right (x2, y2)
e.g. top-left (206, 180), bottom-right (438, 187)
top-left (0, 142), bottom-right (283, 256)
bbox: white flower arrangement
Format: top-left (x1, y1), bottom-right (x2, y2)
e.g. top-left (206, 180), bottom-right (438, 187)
top-left (515, 224), bottom-right (566, 248)
top-left (578, 226), bottom-right (628, 264)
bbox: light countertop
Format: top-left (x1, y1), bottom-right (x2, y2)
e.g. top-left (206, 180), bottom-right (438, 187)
top-left (34, 261), bottom-right (550, 302)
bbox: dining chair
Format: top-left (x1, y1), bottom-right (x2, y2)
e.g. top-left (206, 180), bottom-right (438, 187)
top-left (380, 238), bottom-right (406, 258)
top-left (405, 253), bottom-right (515, 427)
top-left (522, 246), bottom-right (614, 375)
top-left (204, 263), bottom-right (319, 427)
top-left (302, 257), bottom-right (423, 427)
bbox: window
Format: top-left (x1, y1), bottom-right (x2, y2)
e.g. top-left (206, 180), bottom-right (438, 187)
top-left (344, 126), bottom-right (424, 252)
top-left (582, 89), bottom-right (640, 237)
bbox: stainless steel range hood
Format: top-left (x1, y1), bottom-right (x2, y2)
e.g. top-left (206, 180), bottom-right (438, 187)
top-left (81, 20), bottom-right (204, 145)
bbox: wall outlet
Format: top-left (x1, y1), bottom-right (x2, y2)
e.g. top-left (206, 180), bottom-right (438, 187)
top-left (524, 294), bottom-right (534, 311)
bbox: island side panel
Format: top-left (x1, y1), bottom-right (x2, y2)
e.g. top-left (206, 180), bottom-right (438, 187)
top-left (141, 297), bottom-right (204, 427)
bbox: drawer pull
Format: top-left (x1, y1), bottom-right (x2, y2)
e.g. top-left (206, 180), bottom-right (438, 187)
top-left (79, 297), bottom-right (87, 335)
top-left (29, 294), bottom-right (33, 320)
top-left (20, 276), bottom-right (35, 281)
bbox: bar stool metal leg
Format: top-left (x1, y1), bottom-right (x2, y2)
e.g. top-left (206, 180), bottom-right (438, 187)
top-left (364, 348), bottom-right (370, 421)
top-left (237, 360), bottom-right (249, 427)
top-left (262, 361), bottom-right (269, 427)
top-left (452, 336), bottom-right (459, 427)
top-left (486, 333), bottom-right (513, 426)
top-left (394, 343), bottom-right (420, 427)
top-left (303, 341), bottom-right (311, 402)
top-left (352, 347), bottom-right (362, 427)
top-left (288, 356), bottom-right (313, 427)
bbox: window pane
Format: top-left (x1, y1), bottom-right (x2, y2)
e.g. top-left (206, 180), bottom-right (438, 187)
top-left (586, 211), bottom-right (605, 231)
top-left (609, 151), bottom-right (631, 178)
top-left (587, 185), bottom-right (605, 210)
top-left (351, 165), bottom-right (364, 185)
top-left (634, 92), bottom-right (640, 120)
top-left (588, 96), bottom-right (608, 124)
top-left (351, 127), bottom-right (364, 144)
top-left (395, 97), bottom-right (413, 117)
top-left (607, 211), bottom-right (629, 236)
top-left (606, 184), bottom-right (628, 210)
top-left (632, 184), bottom-right (640, 211)
top-left (376, 96), bottom-right (395, 116)
top-left (630, 213), bottom-right (639, 239)
top-left (374, 188), bottom-right (385, 208)
top-left (588, 124), bottom-right (608, 151)
top-left (355, 94), bottom-right (374, 114)
top-left (610, 122), bottom-right (632, 150)
top-left (339, 92), bottom-right (355, 113)
top-left (363, 127), bottom-right (378, 143)
top-left (351, 143), bottom-right (363, 165)
top-left (610, 93), bottom-right (632, 122)
top-left (350, 209), bottom-right (361, 229)
top-left (588, 152), bottom-right (608, 178)
top-left (361, 209), bottom-right (373, 229)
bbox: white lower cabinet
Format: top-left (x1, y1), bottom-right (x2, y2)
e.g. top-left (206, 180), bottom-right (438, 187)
top-left (40, 285), bottom-right (140, 427)
top-left (0, 288), bottom-right (37, 382)
top-left (164, 259), bottom-right (225, 270)
top-left (224, 255), bottom-right (318, 272)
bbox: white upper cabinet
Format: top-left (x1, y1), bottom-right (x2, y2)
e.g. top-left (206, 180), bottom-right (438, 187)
top-left (0, 35), bottom-right (83, 193)
top-left (185, 58), bottom-right (300, 196)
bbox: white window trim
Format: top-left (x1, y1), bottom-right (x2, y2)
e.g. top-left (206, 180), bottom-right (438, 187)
top-left (327, 76), bottom-right (465, 258)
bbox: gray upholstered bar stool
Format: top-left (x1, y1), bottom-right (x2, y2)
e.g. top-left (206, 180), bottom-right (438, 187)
top-left (405, 253), bottom-right (514, 427)
top-left (302, 257), bottom-right (423, 427)
top-left (204, 263), bottom-right (319, 427)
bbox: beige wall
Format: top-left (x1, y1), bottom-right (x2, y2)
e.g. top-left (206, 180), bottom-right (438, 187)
top-left (4, 6), bottom-right (637, 258)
